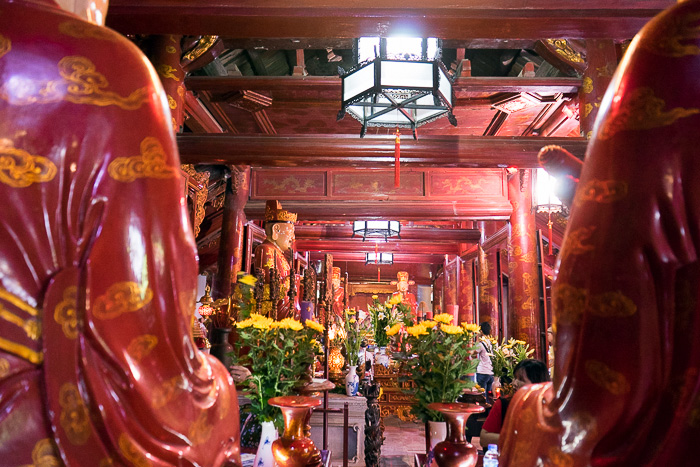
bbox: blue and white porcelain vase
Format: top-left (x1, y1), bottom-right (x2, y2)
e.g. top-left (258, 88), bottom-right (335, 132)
top-left (345, 365), bottom-right (359, 396)
top-left (254, 420), bottom-right (278, 467)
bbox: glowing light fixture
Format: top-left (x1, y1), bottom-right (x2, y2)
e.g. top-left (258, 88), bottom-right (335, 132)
top-left (353, 220), bottom-right (400, 242)
top-left (197, 285), bottom-right (215, 317)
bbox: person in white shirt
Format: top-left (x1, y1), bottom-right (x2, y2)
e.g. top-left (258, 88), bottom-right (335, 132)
top-left (476, 322), bottom-right (495, 403)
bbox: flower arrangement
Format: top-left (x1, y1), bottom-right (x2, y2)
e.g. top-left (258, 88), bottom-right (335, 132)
top-left (343, 308), bottom-right (365, 366)
top-left (490, 337), bottom-right (535, 382)
top-left (229, 313), bottom-right (324, 429)
top-left (400, 315), bottom-right (481, 423)
top-left (368, 294), bottom-right (409, 347)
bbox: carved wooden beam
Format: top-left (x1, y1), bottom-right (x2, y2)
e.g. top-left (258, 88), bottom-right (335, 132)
top-left (178, 135), bottom-right (588, 168)
top-left (107, 1), bottom-right (671, 40)
top-left (295, 225), bottom-right (481, 242)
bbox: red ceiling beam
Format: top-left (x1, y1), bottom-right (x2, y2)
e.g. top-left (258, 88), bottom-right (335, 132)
top-left (308, 251), bottom-right (440, 267)
top-left (185, 76), bottom-right (582, 95)
top-left (107, 1), bottom-right (670, 40)
top-left (297, 240), bottom-right (459, 255)
top-left (295, 224), bottom-right (481, 242)
top-left (178, 135), bottom-right (587, 169)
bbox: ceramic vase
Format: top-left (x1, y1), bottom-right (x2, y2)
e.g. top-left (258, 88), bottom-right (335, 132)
top-left (269, 396), bottom-right (323, 467)
top-left (209, 327), bottom-right (233, 369)
top-left (345, 365), bottom-right (359, 396)
top-left (254, 420), bottom-right (278, 467)
top-left (426, 402), bottom-right (485, 467)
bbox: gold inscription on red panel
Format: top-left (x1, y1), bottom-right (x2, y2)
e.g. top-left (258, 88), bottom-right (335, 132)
top-left (59, 383), bottom-right (91, 445)
top-left (93, 282), bottom-right (153, 320)
top-left (599, 87), bottom-right (699, 140)
top-left (108, 137), bottom-right (177, 182)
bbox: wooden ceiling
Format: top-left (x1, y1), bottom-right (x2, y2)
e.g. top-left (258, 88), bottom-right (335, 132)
top-left (106, 1), bottom-right (665, 274)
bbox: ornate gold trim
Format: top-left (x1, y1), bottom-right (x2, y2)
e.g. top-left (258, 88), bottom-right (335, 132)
top-left (546, 39), bottom-right (584, 64)
top-left (0, 56), bottom-right (148, 110)
top-left (0, 140), bottom-right (57, 188)
top-left (118, 434), bottom-right (153, 467)
top-left (0, 357), bottom-right (9, 378)
top-left (585, 360), bottom-right (630, 395)
top-left (561, 226), bottom-right (596, 261)
top-left (156, 63), bottom-right (178, 80)
top-left (21, 438), bottom-right (61, 467)
top-left (181, 164), bottom-right (210, 238)
top-left (93, 282), bottom-right (153, 320)
top-left (108, 137), bottom-right (177, 182)
top-left (0, 307), bottom-right (40, 340)
top-left (127, 334), bottom-right (158, 362)
top-left (182, 35), bottom-right (218, 62)
top-left (643, 12), bottom-right (700, 57)
top-left (574, 179), bottom-right (628, 205)
top-left (0, 336), bottom-right (42, 364)
top-left (54, 286), bottom-right (78, 340)
top-left (58, 21), bottom-right (119, 42)
top-left (59, 383), bottom-right (91, 445)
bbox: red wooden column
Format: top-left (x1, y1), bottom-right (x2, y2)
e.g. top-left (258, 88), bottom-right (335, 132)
top-left (212, 166), bottom-right (250, 299)
top-left (579, 39), bottom-right (617, 139)
top-left (458, 259), bottom-right (474, 324)
top-left (507, 170), bottom-right (540, 353)
top-left (144, 35), bottom-right (186, 133)
top-left (478, 221), bottom-right (500, 333)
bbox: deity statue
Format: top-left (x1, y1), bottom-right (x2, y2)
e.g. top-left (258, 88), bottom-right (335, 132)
top-left (331, 266), bottom-right (345, 318)
top-left (253, 200), bottom-right (297, 319)
top-left (0, 1), bottom-right (240, 465)
top-left (391, 271), bottom-right (417, 319)
top-left (501, 1), bottom-right (700, 465)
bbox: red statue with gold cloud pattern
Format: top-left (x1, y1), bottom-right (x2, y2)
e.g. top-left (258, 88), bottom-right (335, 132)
top-left (501, 1), bottom-right (700, 465)
top-left (0, 1), bottom-right (240, 465)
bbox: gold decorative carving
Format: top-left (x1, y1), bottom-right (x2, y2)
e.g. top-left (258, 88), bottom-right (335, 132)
top-left (167, 95), bottom-right (177, 109)
top-left (93, 282), bottom-right (153, 320)
top-left (0, 34), bottom-right (11, 60)
top-left (585, 360), bottom-right (630, 395)
top-left (583, 103), bottom-right (593, 118)
top-left (575, 179), bottom-right (628, 205)
top-left (181, 164), bottom-right (210, 238)
top-left (0, 336), bottom-right (43, 364)
top-left (553, 283), bottom-right (587, 325)
top-left (261, 176), bottom-right (314, 193)
top-left (0, 140), bottom-right (57, 188)
top-left (127, 334), bottom-right (158, 361)
top-left (21, 438), bottom-right (61, 467)
top-left (582, 77), bottom-right (593, 94)
top-left (188, 411), bottom-right (213, 446)
top-left (152, 375), bottom-right (184, 409)
top-left (0, 287), bottom-right (38, 316)
top-left (0, 357), bottom-right (8, 378)
top-left (599, 87), bottom-right (700, 140)
top-left (54, 286), bottom-right (78, 340)
top-left (437, 177), bottom-right (487, 194)
top-left (58, 21), bottom-right (119, 42)
top-left (156, 63), bottom-right (178, 80)
top-left (119, 434), bottom-right (152, 467)
top-left (108, 137), bottom-right (177, 182)
top-left (182, 35), bottom-right (219, 62)
top-left (166, 45), bottom-right (177, 54)
top-left (643, 12), bottom-right (700, 57)
top-left (59, 383), bottom-right (91, 445)
top-left (0, 56), bottom-right (148, 109)
top-left (546, 39), bottom-right (585, 64)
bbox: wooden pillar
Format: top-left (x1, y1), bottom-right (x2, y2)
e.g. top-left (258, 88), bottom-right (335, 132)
top-left (478, 222), bottom-right (500, 332)
top-left (579, 40), bottom-right (617, 139)
top-left (507, 170), bottom-right (540, 352)
top-left (144, 35), bottom-right (186, 133)
top-left (458, 259), bottom-right (474, 324)
top-left (212, 166), bottom-right (250, 300)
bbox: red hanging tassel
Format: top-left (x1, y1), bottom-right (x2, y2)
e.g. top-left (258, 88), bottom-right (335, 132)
top-left (548, 216), bottom-right (554, 255)
top-left (378, 267), bottom-right (381, 282)
top-left (394, 128), bottom-right (400, 188)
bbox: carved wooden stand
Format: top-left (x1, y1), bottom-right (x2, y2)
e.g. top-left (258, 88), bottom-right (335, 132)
top-left (362, 381), bottom-right (384, 467)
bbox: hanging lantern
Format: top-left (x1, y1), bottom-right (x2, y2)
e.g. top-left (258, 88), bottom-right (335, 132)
top-left (197, 284), bottom-right (215, 317)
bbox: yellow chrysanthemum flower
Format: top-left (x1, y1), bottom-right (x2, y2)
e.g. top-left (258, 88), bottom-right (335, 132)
top-left (349, 318), bottom-right (356, 324)
top-left (440, 324), bottom-right (463, 335)
top-left (275, 317), bottom-right (303, 331)
top-left (238, 274), bottom-right (257, 286)
top-left (461, 323), bottom-right (481, 333)
top-left (434, 313), bottom-right (453, 325)
top-left (305, 320), bottom-right (324, 333)
top-left (236, 318), bottom-right (255, 328)
top-left (371, 295), bottom-right (379, 300)
top-left (515, 340), bottom-right (526, 345)
top-left (422, 320), bottom-right (437, 328)
top-left (406, 324), bottom-right (428, 337)
top-left (386, 323), bottom-right (402, 337)
top-left (251, 314), bottom-right (274, 330)
top-left (388, 294), bottom-right (402, 305)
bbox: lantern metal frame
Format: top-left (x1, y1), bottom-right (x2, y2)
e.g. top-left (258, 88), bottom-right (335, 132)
top-left (352, 220), bottom-right (401, 242)
top-left (365, 252), bottom-right (394, 265)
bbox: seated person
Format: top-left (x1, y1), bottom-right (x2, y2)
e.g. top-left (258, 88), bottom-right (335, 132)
top-left (479, 359), bottom-right (549, 448)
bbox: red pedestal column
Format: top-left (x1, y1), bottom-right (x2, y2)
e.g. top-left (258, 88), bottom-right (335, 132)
top-left (458, 259), bottom-right (474, 324)
top-left (579, 39), bottom-right (617, 140)
top-left (477, 222), bottom-right (500, 334)
top-left (144, 35), bottom-right (185, 133)
top-left (507, 170), bottom-right (540, 353)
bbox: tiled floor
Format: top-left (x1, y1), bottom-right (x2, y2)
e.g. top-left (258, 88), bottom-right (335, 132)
top-left (380, 416), bottom-right (483, 467)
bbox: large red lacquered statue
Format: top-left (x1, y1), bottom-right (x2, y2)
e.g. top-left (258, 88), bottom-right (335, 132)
top-left (0, 1), bottom-right (240, 465)
top-left (501, 1), bottom-right (700, 465)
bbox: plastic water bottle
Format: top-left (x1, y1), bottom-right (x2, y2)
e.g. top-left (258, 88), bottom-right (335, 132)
top-left (483, 444), bottom-right (499, 467)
